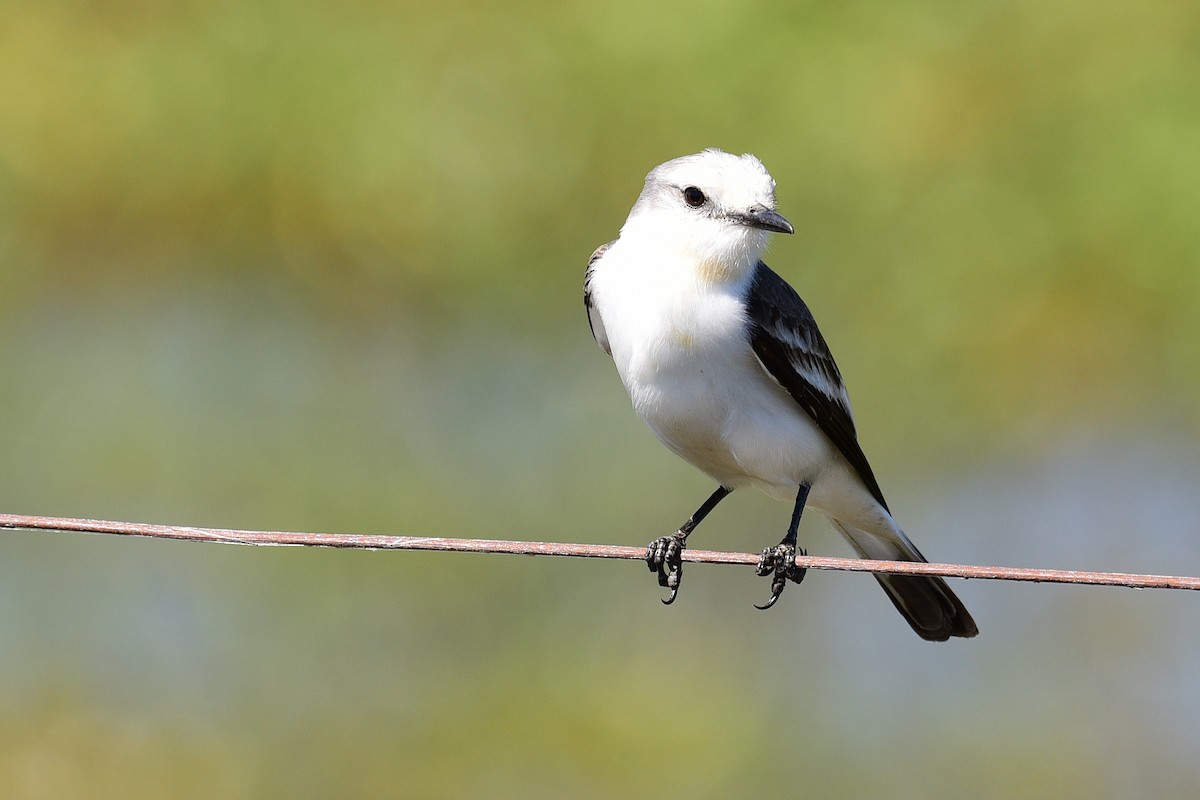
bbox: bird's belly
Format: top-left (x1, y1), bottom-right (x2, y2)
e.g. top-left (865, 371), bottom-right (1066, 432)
top-left (619, 334), bottom-right (832, 494)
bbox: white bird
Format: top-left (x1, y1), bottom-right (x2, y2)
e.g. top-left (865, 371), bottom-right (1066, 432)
top-left (584, 149), bottom-right (977, 641)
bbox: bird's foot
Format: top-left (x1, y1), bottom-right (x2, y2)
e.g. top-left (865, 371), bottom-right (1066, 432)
top-left (754, 543), bottom-right (807, 610)
top-left (646, 531), bottom-right (687, 605)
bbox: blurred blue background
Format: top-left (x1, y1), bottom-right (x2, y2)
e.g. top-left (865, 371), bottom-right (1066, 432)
top-left (2, 0), bottom-right (1199, 796)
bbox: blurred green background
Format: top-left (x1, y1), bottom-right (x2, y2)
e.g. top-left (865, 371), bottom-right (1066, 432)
top-left (3, 0), bottom-right (1199, 796)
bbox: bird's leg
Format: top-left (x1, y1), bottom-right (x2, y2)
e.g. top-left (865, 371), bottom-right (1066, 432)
top-left (755, 482), bottom-right (811, 610)
top-left (647, 485), bottom-right (731, 606)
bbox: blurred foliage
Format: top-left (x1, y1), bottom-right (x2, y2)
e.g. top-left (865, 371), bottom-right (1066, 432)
top-left (3, 0), bottom-right (1199, 458)
top-left (2, 0), bottom-right (1200, 797)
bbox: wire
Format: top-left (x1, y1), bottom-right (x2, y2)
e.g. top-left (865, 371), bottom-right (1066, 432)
top-left (2, 513), bottom-right (1197, 590)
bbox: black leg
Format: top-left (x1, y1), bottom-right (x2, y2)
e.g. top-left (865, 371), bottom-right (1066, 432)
top-left (680, 485), bottom-right (732, 535)
top-left (647, 485), bottom-right (732, 605)
top-left (755, 482), bottom-right (811, 610)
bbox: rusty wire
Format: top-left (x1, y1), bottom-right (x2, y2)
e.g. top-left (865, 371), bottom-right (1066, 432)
top-left (3, 513), bottom-right (1198, 591)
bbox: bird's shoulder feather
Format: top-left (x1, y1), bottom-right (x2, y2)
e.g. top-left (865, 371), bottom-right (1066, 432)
top-left (744, 263), bottom-right (889, 510)
top-left (584, 241), bottom-right (615, 356)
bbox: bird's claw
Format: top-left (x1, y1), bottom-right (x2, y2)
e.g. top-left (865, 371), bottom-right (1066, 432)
top-left (646, 531), bottom-right (687, 605)
top-left (754, 543), bottom-right (807, 610)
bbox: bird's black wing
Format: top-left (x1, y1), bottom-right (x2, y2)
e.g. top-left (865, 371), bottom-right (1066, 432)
top-left (744, 262), bottom-right (888, 511)
top-left (584, 241), bottom-right (614, 356)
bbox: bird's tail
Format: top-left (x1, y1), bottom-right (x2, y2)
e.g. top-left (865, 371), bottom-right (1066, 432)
top-left (828, 519), bottom-right (978, 641)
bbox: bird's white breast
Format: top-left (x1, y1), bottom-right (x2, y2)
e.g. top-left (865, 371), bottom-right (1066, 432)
top-left (590, 239), bottom-right (832, 495)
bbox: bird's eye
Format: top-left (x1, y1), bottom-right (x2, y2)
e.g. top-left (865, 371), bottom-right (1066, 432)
top-left (683, 186), bottom-right (706, 207)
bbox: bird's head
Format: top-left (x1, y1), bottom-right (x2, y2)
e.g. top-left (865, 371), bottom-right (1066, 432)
top-left (621, 149), bottom-right (793, 281)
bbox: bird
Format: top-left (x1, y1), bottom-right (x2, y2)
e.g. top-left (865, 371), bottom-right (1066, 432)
top-left (583, 149), bottom-right (977, 641)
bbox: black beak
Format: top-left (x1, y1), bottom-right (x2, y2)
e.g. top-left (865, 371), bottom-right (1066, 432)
top-left (736, 205), bottom-right (794, 235)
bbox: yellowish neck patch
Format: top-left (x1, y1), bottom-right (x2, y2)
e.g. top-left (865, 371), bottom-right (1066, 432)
top-left (696, 257), bottom-right (736, 285)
